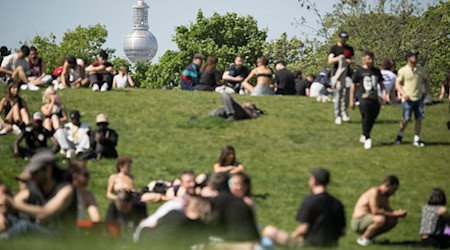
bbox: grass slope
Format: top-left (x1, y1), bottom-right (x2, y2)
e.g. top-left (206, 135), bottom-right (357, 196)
top-left (1, 87), bottom-right (449, 250)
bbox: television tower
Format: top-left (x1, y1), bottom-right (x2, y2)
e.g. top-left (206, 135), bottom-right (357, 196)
top-left (123, 0), bottom-right (158, 62)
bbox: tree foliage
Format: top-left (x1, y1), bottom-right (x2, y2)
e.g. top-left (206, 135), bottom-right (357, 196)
top-left (141, 10), bottom-right (268, 88)
top-left (30, 24), bottom-right (115, 73)
top-left (295, 0), bottom-right (449, 95)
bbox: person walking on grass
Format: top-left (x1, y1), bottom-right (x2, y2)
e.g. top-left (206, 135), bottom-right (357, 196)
top-left (328, 32), bottom-right (355, 125)
top-left (350, 51), bottom-right (389, 149)
top-left (394, 51), bottom-right (429, 147)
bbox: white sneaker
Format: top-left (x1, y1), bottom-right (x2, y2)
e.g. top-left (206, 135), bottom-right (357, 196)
top-left (66, 149), bottom-right (76, 159)
top-left (12, 124), bottom-right (22, 135)
top-left (20, 84), bottom-right (28, 90)
top-left (413, 140), bottom-right (425, 147)
top-left (92, 84), bottom-right (99, 92)
top-left (100, 83), bottom-right (108, 92)
top-left (356, 237), bottom-right (372, 246)
top-left (335, 116), bottom-right (342, 125)
top-left (342, 113), bottom-right (350, 122)
top-left (0, 129), bottom-right (8, 135)
top-left (359, 135), bottom-right (366, 144)
top-left (27, 83), bottom-right (40, 91)
top-left (364, 138), bottom-right (372, 150)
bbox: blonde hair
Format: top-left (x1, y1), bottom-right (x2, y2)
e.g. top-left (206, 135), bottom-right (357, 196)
top-left (42, 86), bottom-right (55, 103)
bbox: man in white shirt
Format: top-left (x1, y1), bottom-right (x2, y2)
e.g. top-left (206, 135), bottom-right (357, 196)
top-left (0, 45), bottom-right (39, 91)
top-left (53, 110), bottom-right (90, 158)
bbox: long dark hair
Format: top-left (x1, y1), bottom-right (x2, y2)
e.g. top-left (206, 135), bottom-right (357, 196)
top-left (5, 82), bottom-right (20, 102)
top-left (428, 188), bottom-right (447, 206)
top-left (202, 56), bottom-right (218, 73)
top-left (218, 145), bottom-right (237, 166)
top-left (444, 72), bottom-right (450, 86)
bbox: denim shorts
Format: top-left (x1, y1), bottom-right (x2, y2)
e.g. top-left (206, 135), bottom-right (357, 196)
top-left (402, 99), bottom-right (425, 122)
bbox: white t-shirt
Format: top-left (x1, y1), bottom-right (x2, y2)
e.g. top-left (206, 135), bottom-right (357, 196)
top-left (0, 53), bottom-right (30, 74)
top-left (113, 74), bottom-right (129, 88)
top-left (378, 69), bottom-right (396, 97)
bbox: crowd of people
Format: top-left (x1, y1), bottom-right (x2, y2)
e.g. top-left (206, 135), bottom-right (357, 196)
top-left (0, 31), bottom-right (449, 249)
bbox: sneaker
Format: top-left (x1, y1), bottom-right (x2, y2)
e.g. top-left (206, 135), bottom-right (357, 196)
top-left (27, 83), bottom-right (40, 91)
top-left (359, 135), bottom-right (366, 144)
top-left (100, 83), bottom-right (108, 92)
top-left (342, 113), bottom-right (350, 122)
top-left (92, 84), bottom-right (99, 92)
top-left (413, 140), bottom-right (425, 147)
top-left (66, 149), bottom-right (76, 159)
top-left (364, 138), bottom-right (372, 150)
top-left (335, 116), bottom-right (342, 125)
top-left (0, 129), bottom-right (7, 135)
top-left (356, 237), bottom-right (372, 246)
top-left (12, 124), bottom-right (22, 135)
top-left (395, 134), bottom-right (403, 145)
top-left (20, 84), bottom-right (28, 90)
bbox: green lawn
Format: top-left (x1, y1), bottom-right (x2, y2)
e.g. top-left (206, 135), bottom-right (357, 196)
top-left (1, 87), bottom-right (449, 250)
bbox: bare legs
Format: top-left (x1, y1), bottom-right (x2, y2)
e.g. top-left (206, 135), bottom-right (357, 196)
top-left (43, 114), bottom-right (61, 132)
top-left (361, 215), bottom-right (398, 239)
top-left (11, 66), bottom-right (29, 84)
top-left (4, 104), bottom-right (30, 125)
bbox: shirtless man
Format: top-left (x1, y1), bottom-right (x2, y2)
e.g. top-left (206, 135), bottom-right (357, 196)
top-left (351, 175), bottom-right (407, 246)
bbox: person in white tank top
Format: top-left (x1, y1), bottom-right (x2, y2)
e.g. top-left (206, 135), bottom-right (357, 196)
top-left (113, 66), bottom-right (135, 89)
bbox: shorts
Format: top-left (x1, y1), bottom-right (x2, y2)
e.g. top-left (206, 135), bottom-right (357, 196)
top-left (351, 214), bottom-right (373, 234)
top-left (402, 99), bottom-right (425, 122)
top-left (252, 85), bottom-right (274, 96)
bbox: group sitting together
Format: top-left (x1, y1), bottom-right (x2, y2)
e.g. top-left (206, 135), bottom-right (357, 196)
top-left (0, 145), bottom-right (448, 249)
top-left (0, 45), bottom-right (134, 93)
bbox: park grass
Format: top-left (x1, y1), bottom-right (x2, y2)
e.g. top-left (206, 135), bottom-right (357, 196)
top-left (0, 86), bottom-right (449, 250)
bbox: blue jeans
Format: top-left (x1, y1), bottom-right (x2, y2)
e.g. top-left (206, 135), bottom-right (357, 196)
top-left (402, 99), bottom-right (425, 123)
top-left (0, 215), bottom-right (54, 240)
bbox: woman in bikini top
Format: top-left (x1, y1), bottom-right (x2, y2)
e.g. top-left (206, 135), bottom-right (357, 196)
top-left (106, 156), bottom-right (135, 200)
top-left (241, 56), bottom-right (274, 95)
top-left (40, 86), bottom-right (67, 132)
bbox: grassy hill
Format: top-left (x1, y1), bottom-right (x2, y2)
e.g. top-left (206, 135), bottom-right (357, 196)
top-left (1, 87), bottom-right (449, 249)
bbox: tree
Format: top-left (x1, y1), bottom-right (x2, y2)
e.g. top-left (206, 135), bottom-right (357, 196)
top-left (30, 24), bottom-right (115, 73)
top-left (263, 33), bottom-right (304, 66)
top-left (140, 10), bottom-right (268, 88)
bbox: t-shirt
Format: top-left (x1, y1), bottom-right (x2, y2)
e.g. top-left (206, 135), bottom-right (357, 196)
top-left (275, 69), bottom-right (296, 95)
top-left (211, 191), bottom-right (259, 241)
top-left (199, 69), bottom-right (220, 87)
top-left (397, 64), bottom-right (426, 101)
top-left (295, 192), bottom-right (346, 247)
top-left (225, 65), bottom-right (249, 87)
top-left (352, 67), bottom-right (383, 100)
top-left (329, 44), bottom-right (354, 76)
top-left (1, 53), bottom-right (30, 74)
top-left (106, 201), bottom-right (147, 236)
top-left (181, 63), bottom-right (201, 90)
top-left (378, 70), bottom-right (396, 98)
top-left (295, 79), bottom-right (312, 96)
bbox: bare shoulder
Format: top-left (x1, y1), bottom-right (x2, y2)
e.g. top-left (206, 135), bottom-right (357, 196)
top-left (108, 174), bottom-right (117, 182)
top-left (438, 206), bottom-right (448, 216)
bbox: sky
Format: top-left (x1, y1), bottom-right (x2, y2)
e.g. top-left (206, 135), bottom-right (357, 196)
top-left (0, 0), bottom-right (437, 62)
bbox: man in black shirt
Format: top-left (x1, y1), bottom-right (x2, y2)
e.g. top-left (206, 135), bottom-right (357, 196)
top-left (350, 51), bottom-right (389, 150)
top-left (222, 56), bottom-right (249, 93)
top-left (263, 168), bottom-right (346, 248)
top-left (275, 61), bottom-right (296, 95)
top-left (328, 31), bottom-right (355, 125)
top-left (296, 74), bottom-right (315, 96)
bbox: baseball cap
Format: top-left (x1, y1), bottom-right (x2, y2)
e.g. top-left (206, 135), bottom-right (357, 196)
top-left (339, 32), bottom-right (349, 39)
top-left (405, 50), bottom-right (419, 59)
top-left (70, 110), bottom-right (81, 120)
top-left (33, 112), bottom-right (43, 122)
top-left (96, 113), bottom-right (108, 124)
top-left (17, 150), bottom-right (57, 181)
top-left (193, 53), bottom-right (205, 59)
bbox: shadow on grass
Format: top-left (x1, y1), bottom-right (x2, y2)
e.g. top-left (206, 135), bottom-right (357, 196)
top-left (378, 141), bottom-right (450, 147)
top-left (375, 240), bottom-right (422, 248)
top-left (177, 117), bottom-right (231, 130)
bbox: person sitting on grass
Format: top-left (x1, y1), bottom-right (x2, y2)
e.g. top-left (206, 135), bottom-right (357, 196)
top-left (0, 82), bottom-right (30, 135)
top-left (105, 190), bottom-right (147, 238)
top-left (112, 66), bottom-right (135, 89)
top-left (40, 86), bottom-right (68, 133)
top-left (194, 55), bottom-right (221, 91)
top-left (209, 93), bottom-right (264, 121)
top-left (241, 56), bottom-right (274, 96)
top-left (137, 196), bottom-right (212, 249)
top-left (165, 171), bottom-right (197, 200)
top-left (351, 175), bottom-right (408, 246)
top-left (59, 57), bottom-right (88, 89)
top-left (27, 46), bottom-right (52, 87)
top-left (87, 113), bottom-right (118, 160)
top-left (13, 112), bottom-right (59, 159)
top-left (0, 181), bottom-right (14, 235)
top-left (213, 145), bottom-right (244, 174)
top-left (53, 110), bottom-right (90, 159)
top-left (262, 168), bottom-right (346, 248)
top-left (107, 156), bottom-right (135, 201)
top-left (2, 151), bottom-right (76, 237)
top-left (420, 188), bottom-right (450, 249)
top-left (229, 172), bottom-right (254, 208)
top-left (0, 45), bottom-right (39, 91)
top-left (67, 161), bottom-right (101, 227)
top-left (86, 50), bottom-right (114, 92)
